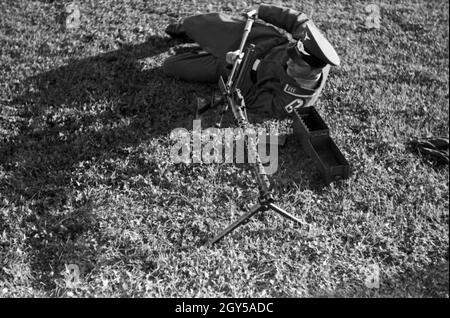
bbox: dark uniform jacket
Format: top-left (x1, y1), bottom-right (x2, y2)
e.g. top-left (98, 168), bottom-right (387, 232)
top-left (182, 5), bottom-right (331, 118)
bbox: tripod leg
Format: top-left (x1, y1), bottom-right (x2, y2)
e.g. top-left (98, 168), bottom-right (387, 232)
top-left (267, 202), bottom-right (306, 227)
top-left (210, 204), bottom-right (262, 245)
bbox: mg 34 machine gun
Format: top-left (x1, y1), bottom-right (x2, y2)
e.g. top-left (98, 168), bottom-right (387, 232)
top-left (196, 10), bottom-right (350, 244)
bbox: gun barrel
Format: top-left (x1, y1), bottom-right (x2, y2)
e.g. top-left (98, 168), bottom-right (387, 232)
top-left (217, 12), bottom-right (273, 200)
top-left (233, 44), bottom-right (256, 92)
top-left (227, 15), bottom-right (256, 88)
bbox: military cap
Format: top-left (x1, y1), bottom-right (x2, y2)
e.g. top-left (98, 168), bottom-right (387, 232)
top-left (287, 20), bottom-right (341, 67)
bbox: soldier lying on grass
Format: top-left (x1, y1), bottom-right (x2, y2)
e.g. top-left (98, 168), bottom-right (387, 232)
top-left (163, 4), bottom-right (341, 118)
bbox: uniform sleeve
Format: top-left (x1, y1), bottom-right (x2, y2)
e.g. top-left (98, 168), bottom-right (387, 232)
top-left (257, 4), bottom-right (309, 40)
top-left (249, 90), bottom-right (289, 119)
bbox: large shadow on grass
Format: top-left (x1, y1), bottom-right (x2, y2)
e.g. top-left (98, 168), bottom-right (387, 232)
top-left (0, 35), bottom-right (215, 293)
top-left (0, 35), bottom-right (326, 293)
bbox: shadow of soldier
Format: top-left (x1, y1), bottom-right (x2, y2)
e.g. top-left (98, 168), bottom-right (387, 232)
top-left (0, 35), bottom-right (212, 292)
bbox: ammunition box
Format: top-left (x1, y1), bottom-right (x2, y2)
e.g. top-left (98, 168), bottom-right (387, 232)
top-left (292, 106), bottom-right (329, 142)
top-left (304, 135), bottom-right (350, 183)
top-left (291, 106), bottom-right (350, 183)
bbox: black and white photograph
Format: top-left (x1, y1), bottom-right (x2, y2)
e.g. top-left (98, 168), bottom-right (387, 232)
top-left (0, 0), bottom-right (448, 302)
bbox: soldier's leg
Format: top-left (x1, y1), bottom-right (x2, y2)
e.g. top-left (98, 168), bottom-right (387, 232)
top-left (166, 13), bottom-right (284, 59)
top-left (182, 13), bottom-right (244, 58)
top-left (163, 50), bottom-right (227, 83)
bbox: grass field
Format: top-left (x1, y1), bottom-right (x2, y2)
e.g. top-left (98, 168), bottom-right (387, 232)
top-left (0, 0), bottom-right (448, 297)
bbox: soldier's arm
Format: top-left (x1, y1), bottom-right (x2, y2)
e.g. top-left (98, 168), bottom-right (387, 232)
top-left (249, 90), bottom-right (288, 119)
top-left (257, 4), bottom-right (309, 40)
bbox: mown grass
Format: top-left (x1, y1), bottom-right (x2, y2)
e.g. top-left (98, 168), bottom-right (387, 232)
top-left (0, 0), bottom-right (448, 297)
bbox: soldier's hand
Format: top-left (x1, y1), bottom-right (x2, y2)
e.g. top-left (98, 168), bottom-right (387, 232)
top-left (226, 50), bottom-right (241, 65)
top-left (240, 4), bottom-right (260, 18)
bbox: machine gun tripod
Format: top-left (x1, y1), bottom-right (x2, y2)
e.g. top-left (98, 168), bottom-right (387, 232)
top-left (196, 10), bottom-right (306, 245)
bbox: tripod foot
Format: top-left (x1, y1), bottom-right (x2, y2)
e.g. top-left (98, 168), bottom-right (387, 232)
top-left (209, 204), bottom-right (262, 245)
top-left (267, 202), bottom-right (307, 227)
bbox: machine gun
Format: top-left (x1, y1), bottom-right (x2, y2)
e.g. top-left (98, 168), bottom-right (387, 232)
top-left (204, 10), bottom-right (307, 245)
